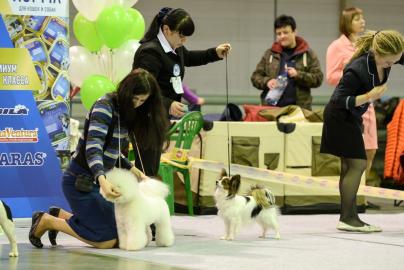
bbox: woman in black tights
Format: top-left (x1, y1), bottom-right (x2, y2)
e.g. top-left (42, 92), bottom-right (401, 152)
top-left (321, 30), bottom-right (404, 232)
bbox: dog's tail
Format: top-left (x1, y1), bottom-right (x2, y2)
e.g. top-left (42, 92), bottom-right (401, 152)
top-left (248, 185), bottom-right (276, 209)
top-left (140, 178), bottom-right (170, 198)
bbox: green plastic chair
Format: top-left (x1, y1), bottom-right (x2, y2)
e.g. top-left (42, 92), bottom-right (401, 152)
top-left (159, 111), bottom-right (204, 215)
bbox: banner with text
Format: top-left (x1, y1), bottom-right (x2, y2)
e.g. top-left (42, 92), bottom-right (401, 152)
top-left (0, 0), bottom-right (70, 217)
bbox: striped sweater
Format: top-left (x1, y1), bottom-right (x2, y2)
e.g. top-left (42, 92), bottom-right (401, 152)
top-left (72, 94), bottom-right (133, 181)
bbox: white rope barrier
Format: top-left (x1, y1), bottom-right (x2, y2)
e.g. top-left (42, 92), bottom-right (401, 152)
top-left (186, 158), bottom-right (404, 201)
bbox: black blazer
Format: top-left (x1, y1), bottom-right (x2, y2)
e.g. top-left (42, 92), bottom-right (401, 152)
top-left (132, 38), bottom-right (221, 111)
top-left (329, 52), bottom-right (404, 119)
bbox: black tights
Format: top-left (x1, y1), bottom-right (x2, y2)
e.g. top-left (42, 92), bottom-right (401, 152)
top-left (339, 157), bottom-right (367, 227)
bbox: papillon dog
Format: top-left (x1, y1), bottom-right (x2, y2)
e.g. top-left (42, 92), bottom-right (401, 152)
top-left (101, 168), bottom-right (174, 251)
top-left (215, 170), bottom-right (280, 240)
top-left (0, 200), bottom-right (18, 257)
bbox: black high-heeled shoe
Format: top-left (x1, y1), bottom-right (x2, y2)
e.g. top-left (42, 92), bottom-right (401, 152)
top-left (48, 206), bottom-right (60, 246)
top-left (29, 211), bottom-right (45, 248)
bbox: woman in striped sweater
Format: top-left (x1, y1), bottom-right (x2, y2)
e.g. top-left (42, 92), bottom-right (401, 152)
top-left (28, 69), bottom-right (169, 248)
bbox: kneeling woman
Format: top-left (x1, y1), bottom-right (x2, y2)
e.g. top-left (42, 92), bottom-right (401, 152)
top-left (29, 69), bottom-right (169, 248)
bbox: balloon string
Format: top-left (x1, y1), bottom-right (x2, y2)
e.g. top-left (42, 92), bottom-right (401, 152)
top-left (106, 49), bottom-right (110, 81)
top-left (98, 51), bottom-right (107, 81)
top-left (109, 49), bottom-right (114, 82)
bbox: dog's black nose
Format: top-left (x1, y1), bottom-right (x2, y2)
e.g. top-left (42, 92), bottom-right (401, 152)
top-left (215, 180), bottom-right (218, 186)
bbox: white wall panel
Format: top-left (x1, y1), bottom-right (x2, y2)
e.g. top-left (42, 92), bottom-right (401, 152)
top-left (70, 0), bottom-right (404, 99)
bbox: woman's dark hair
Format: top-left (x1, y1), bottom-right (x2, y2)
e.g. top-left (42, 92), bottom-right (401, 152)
top-left (114, 68), bottom-right (169, 150)
top-left (274, 15), bottom-right (296, 31)
top-left (140, 7), bottom-right (195, 43)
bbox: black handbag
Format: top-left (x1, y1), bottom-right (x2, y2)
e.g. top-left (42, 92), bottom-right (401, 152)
top-left (74, 174), bottom-right (94, 192)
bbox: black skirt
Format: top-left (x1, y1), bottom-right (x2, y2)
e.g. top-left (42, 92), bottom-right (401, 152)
top-left (320, 104), bottom-right (366, 160)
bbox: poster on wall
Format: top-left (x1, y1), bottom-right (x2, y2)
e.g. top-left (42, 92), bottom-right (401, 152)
top-left (0, 0), bottom-right (70, 217)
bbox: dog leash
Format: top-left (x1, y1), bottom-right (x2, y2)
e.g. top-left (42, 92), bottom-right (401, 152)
top-left (117, 104), bottom-right (145, 175)
top-left (118, 109), bottom-right (146, 175)
top-left (133, 134), bottom-right (146, 174)
top-left (118, 112), bottom-right (121, 168)
top-left (225, 54), bottom-right (231, 175)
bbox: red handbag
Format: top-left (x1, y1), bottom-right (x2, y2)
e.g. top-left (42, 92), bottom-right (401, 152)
top-left (243, 104), bottom-right (276, 122)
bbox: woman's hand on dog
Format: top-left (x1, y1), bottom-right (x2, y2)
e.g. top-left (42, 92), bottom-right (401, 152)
top-left (130, 166), bottom-right (147, 181)
top-left (98, 175), bottom-right (121, 199)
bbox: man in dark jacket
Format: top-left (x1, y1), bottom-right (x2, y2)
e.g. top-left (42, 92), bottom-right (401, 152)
top-left (251, 15), bottom-right (323, 110)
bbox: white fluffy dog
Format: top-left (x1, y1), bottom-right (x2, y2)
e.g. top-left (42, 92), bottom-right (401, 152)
top-left (215, 170), bottom-right (280, 240)
top-left (101, 168), bottom-right (174, 251)
top-left (0, 200), bottom-right (18, 257)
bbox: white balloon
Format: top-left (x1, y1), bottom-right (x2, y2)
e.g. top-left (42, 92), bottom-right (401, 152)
top-left (104, 0), bottom-right (119, 6)
top-left (121, 0), bottom-right (138, 7)
top-left (72, 0), bottom-right (107, 21)
top-left (104, 0), bottom-right (138, 7)
top-left (68, 46), bottom-right (103, 87)
top-left (112, 39), bottom-right (140, 83)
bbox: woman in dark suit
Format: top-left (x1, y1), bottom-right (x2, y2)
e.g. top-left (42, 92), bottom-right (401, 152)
top-left (321, 30), bottom-right (404, 232)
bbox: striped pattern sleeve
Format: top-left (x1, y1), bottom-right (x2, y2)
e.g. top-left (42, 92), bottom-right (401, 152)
top-left (116, 153), bottom-right (134, 170)
top-left (85, 99), bottom-right (113, 181)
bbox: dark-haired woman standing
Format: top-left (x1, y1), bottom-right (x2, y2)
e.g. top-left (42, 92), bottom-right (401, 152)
top-left (28, 69), bottom-right (170, 248)
top-left (132, 7), bottom-right (231, 176)
top-left (133, 7), bottom-right (230, 118)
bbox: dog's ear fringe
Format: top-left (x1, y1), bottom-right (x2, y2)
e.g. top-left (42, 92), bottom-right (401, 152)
top-left (220, 168), bottom-right (227, 178)
top-left (231, 174), bottom-right (241, 182)
top-left (228, 174), bottom-right (241, 196)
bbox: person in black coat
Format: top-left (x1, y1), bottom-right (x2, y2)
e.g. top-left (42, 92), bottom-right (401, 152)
top-left (133, 7), bottom-right (231, 118)
top-left (321, 30), bottom-right (404, 232)
top-left (132, 7), bottom-right (231, 176)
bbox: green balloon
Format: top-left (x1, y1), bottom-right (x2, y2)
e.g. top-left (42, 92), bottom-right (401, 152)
top-left (80, 75), bottom-right (115, 110)
top-left (96, 5), bottom-right (133, 49)
top-left (126, 8), bottom-right (145, 40)
top-left (73, 13), bottom-right (103, 52)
